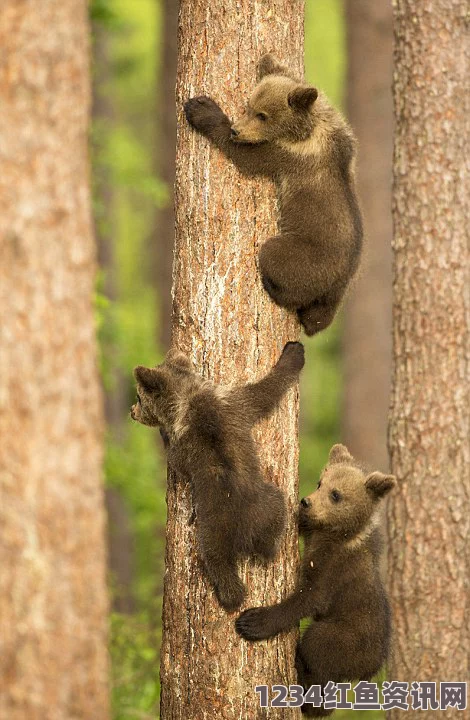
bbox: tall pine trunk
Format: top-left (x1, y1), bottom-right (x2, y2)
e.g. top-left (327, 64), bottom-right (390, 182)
top-left (0, 2), bottom-right (109, 718)
top-left (160, 1), bottom-right (304, 718)
top-left (343, 0), bottom-right (393, 470)
top-left (388, 1), bottom-right (469, 716)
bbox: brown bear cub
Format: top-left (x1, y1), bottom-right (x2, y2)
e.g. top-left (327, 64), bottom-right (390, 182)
top-left (131, 341), bottom-right (304, 611)
top-left (185, 54), bottom-right (363, 335)
top-left (236, 444), bottom-right (395, 717)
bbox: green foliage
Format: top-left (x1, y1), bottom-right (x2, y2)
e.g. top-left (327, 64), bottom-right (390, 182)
top-left (102, 125), bottom-right (168, 205)
top-left (90, 0), bottom-right (120, 28)
top-left (299, 327), bottom-right (341, 499)
top-left (105, 424), bottom-right (166, 606)
top-left (305, 0), bottom-right (346, 109)
top-left (110, 609), bottom-right (160, 719)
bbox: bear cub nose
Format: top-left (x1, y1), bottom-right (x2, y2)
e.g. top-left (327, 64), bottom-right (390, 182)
top-left (230, 127), bottom-right (239, 137)
top-left (300, 497), bottom-right (311, 508)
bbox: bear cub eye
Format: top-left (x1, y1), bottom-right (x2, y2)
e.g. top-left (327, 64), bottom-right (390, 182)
top-left (256, 112), bottom-right (268, 121)
top-left (136, 393), bottom-right (142, 404)
top-left (330, 490), bottom-right (342, 503)
top-left (317, 480), bottom-right (322, 490)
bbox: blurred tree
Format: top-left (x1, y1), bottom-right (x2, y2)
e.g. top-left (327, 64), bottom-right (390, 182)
top-left (342, 0), bottom-right (393, 471)
top-left (0, 2), bottom-right (109, 718)
top-left (154, 0), bottom-right (178, 349)
top-left (92, 4), bottom-right (135, 614)
top-left (160, 1), bottom-right (304, 717)
top-left (388, 1), bottom-right (469, 716)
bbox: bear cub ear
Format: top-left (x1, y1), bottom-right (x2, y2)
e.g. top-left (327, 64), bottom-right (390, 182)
top-left (165, 348), bottom-right (193, 373)
top-left (365, 472), bottom-right (397, 499)
top-left (328, 444), bottom-right (354, 465)
top-left (257, 53), bottom-right (294, 81)
top-left (288, 85), bottom-right (318, 112)
top-left (134, 366), bottom-right (165, 393)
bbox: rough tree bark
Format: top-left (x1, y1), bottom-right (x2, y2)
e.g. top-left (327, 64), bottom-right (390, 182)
top-left (160, 2), bottom-right (304, 718)
top-left (388, 1), bottom-right (469, 716)
top-left (0, 2), bottom-right (109, 718)
top-left (343, 0), bottom-right (393, 471)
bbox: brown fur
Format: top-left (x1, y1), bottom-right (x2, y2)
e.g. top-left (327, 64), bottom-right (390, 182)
top-left (235, 444), bottom-right (396, 717)
top-left (184, 54), bottom-right (363, 335)
top-left (131, 342), bottom-right (305, 611)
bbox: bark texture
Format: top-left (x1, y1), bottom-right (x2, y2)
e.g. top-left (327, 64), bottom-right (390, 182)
top-left (160, 2), bottom-right (304, 718)
top-left (0, 2), bottom-right (109, 718)
top-left (388, 1), bottom-right (469, 716)
top-left (343, 0), bottom-right (393, 471)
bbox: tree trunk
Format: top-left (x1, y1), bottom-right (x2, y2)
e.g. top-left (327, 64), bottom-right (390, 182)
top-left (0, 3), bottom-right (109, 718)
top-left (342, 0), bottom-right (393, 471)
top-left (155, 0), bottom-right (178, 350)
top-left (160, 2), bottom-right (304, 718)
top-left (388, 1), bottom-right (469, 717)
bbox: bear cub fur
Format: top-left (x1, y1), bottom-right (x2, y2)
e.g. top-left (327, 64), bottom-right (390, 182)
top-left (236, 444), bottom-right (396, 717)
top-left (131, 341), bottom-right (305, 611)
top-left (185, 54), bottom-right (363, 336)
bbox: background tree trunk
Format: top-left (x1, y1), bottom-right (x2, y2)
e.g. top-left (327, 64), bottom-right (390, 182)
top-left (0, 2), bottom-right (109, 718)
top-left (160, 1), bottom-right (304, 718)
top-left (388, 1), bottom-right (469, 716)
top-left (342, 0), bottom-right (393, 471)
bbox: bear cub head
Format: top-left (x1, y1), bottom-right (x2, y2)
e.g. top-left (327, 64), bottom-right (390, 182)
top-left (230, 53), bottom-right (318, 145)
top-left (131, 350), bottom-right (199, 432)
top-left (299, 444), bottom-right (396, 541)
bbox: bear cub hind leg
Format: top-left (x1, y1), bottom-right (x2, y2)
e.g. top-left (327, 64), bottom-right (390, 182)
top-left (202, 545), bottom-right (246, 612)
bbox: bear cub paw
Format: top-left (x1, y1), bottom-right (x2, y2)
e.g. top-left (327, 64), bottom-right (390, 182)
top-left (278, 341), bottom-right (305, 373)
top-left (235, 607), bottom-right (274, 641)
top-left (184, 96), bottom-right (225, 134)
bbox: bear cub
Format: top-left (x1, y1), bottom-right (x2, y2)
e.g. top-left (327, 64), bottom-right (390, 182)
top-left (185, 54), bottom-right (363, 336)
top-left (131, 341), bottom-right (305, 611)
top-left (236, 444), bottom-right (396, 717)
